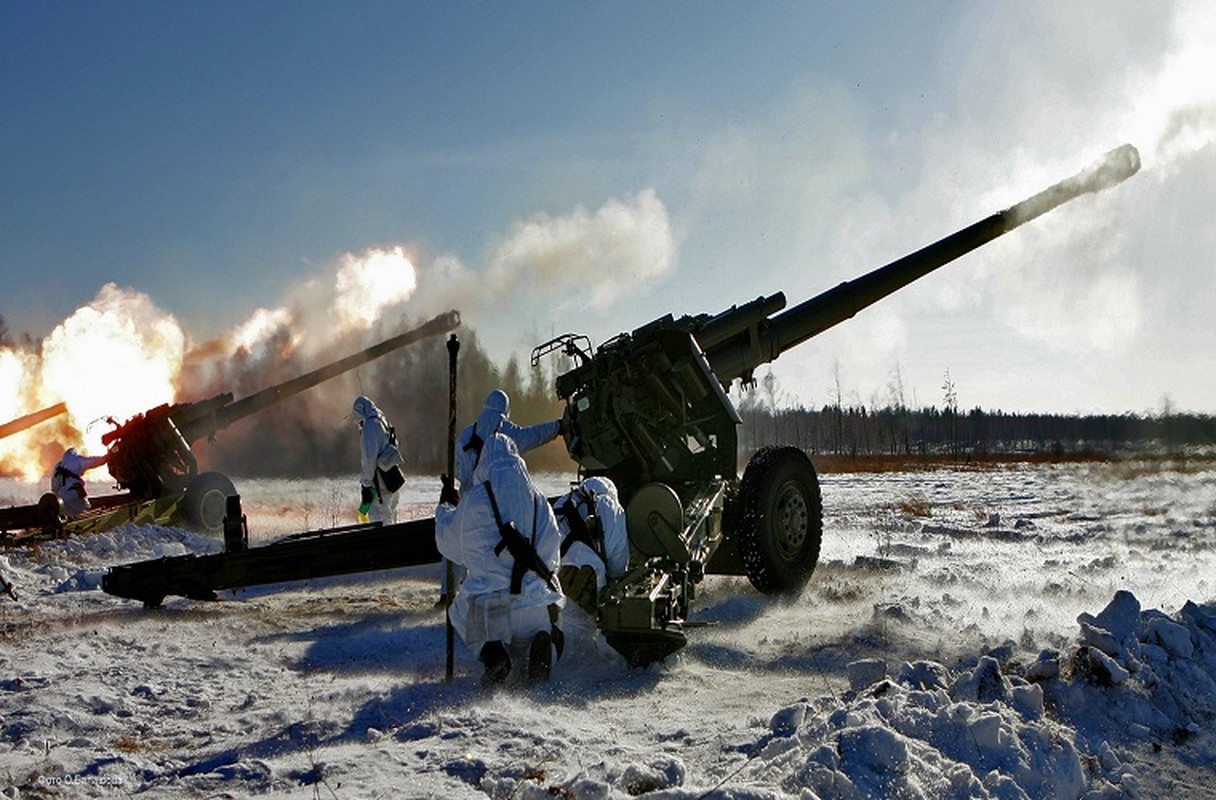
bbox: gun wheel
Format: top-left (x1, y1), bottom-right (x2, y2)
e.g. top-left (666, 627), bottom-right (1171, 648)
top-left (37, 492), bottom-right (64, 524)
top-left (180, 471), bottom-right (237, 536)
top-left (735, 446), bottom-right (822, 595)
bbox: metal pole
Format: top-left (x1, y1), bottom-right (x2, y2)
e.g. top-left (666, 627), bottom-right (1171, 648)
top-left (444, 334), bottom-right (460, 681)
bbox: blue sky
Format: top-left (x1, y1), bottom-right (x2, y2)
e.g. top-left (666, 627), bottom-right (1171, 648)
top-left (2, 1), bottom-right (1214, 415)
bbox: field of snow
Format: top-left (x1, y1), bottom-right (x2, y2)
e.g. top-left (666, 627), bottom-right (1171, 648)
top-left (1, 459), bottom-right (1214, 798)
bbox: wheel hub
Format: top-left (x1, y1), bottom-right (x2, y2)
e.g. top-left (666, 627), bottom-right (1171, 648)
top-left (773, 482), bottom-right (808, 559)
top-left (198, 489), bottom-right (227, 532)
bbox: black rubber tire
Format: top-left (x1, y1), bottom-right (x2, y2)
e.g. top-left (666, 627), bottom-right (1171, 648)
top-left (180, 471), bottom-right (237, 536)
top-left (37, 492), bottom-right (64, 525)
top-left (734, 446), bottom-right (822, 595)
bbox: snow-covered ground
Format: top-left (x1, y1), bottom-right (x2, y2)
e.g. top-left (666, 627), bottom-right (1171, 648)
top-left (0, 460), bottom-right (1214, 798)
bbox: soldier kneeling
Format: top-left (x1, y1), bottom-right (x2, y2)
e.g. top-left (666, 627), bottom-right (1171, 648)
top-left (435, 433), bottom-right (564, 686)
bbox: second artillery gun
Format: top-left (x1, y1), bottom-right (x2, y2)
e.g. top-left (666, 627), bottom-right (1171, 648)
top-left (533, 144), bottom-right (1141, 664)
top-left (0, 312), bottom-right (460, 544)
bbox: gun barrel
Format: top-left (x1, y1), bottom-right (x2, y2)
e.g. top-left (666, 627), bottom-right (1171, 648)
top-left (695, 293), bottom-right (787, 352)
top-left (707, 144), bottom-right (1140, 383)
top-left (176, 310), bottom-right (461, 442)
top-left (0, 402), bottom-right (68, 440)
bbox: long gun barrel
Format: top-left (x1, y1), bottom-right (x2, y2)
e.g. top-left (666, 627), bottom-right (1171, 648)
top-left (706, 144), bottom-right (1141, 384)
top-left (173, 310), bottom-right (461, 443)
top-left (0, 402), bottom-right (67, 440)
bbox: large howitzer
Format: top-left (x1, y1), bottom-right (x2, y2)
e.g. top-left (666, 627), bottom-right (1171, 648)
top-left (100, 147), bottom-right (1140, 669)
top-left (1, 311), bottom-right (460, 543)
top-left (534, 144), bottom-right (1140, 664)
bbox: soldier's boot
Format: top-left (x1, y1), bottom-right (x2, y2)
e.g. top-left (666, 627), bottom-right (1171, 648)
top-left (479, 641), bottom-right (511, 687)
top-left (526, 631), bottom-right (552, 685)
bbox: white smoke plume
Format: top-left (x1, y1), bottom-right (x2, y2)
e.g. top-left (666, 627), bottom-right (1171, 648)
top-left (485, 189), bottom-right (675, 313)
top-left (219, 245), bottom-right (421, 358)
top-left (1125, 2), bottom-right (1216, 170)
top-left (331, 245), bottom-right (419, 331)
top-left (186, 192), bottom-right (676, 393)
top-left (962, 2), bottom-right (1214, 364)
top-left (401, 190), bottom-right (677, 360)
top-left (748, 1), bottom-right (1216, 413)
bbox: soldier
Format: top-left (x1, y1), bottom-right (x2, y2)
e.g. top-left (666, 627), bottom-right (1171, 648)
top-left (51, 446), bottom-right (108, 518)
top-left (454, 390), bottom-right (562, 489)
top-left (553, 476), bottom-right (630, 662)
top-left (436, 431), bottom-right (564, 686)
top-left (353, 395), bottom-right (405, 524)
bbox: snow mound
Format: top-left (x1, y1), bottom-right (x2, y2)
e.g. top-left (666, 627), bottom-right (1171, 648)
top-left (662, 590), bottom-right (1216, 800)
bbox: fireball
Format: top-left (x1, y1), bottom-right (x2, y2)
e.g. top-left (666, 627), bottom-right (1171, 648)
top-left (0, 285), bottom-right (187, 484)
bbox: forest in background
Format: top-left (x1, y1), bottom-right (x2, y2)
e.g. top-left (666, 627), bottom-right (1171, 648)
top-left (736, 396), bottom-right (1216, 466)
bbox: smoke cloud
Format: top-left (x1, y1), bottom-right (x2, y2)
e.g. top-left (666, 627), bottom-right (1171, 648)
top-left (1, 189), bottom-right (676, 480)
top-left (215, 245), bottom-right (422, 363)
top-left (403, 190), bottom-right (677, 359)
top-left (331, 245), bottom-right (419, 330)
top-left (1129, 3), bottom-right (1216, 169)
top-left (954, 2), bottom-right (1215, 369)
top-left (486, 189), bottom-right (675, 312)
top-left (215, 192), bottom-right (676, 374)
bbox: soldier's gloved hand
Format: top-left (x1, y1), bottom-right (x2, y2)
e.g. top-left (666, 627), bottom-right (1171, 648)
top-left (558, 564), bottom-right (599, 617)
top-left (439, 473), bottom-right (460, 506)
top-left (359, 485), bottom-right (375, 516)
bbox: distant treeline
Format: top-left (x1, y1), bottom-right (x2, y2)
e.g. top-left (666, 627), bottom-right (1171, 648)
top-left (736, 395), bottom-right (1216, 460)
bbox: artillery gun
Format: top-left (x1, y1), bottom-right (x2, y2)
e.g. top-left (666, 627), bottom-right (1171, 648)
top-left (533, 144), bottom-right (1141, 664)
top-left (101, 146), bottom-right (1140, 669)
top-left (0, 311), bottom-right (460, 543)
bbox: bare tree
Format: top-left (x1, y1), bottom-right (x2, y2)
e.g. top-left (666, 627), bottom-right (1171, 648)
top-left (942, 369), bottom-right (959, 457)
top-left (831, 359), bottom-right (845, 454)
top-left (886, 363), bottom-right (909, 454)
